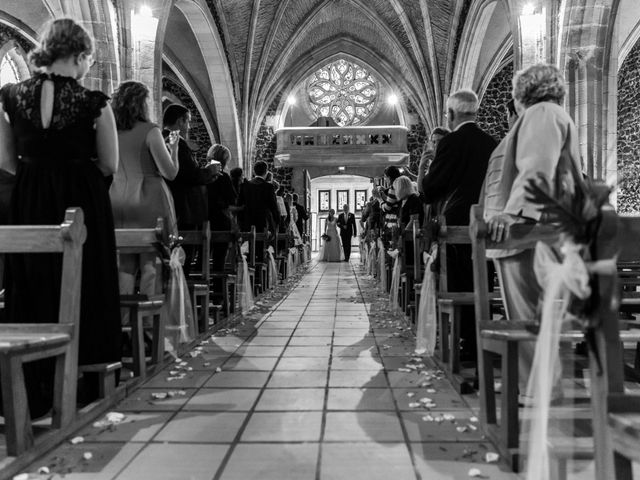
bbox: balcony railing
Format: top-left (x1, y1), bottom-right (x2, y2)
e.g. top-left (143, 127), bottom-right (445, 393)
top-left (274, 125), bottom-right (409, 167)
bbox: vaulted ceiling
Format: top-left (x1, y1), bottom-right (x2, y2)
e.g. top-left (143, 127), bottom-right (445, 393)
top-left (209, 0), bottom-right (469, 150)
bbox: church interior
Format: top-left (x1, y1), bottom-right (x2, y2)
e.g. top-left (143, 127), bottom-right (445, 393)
top-left (1, 0), bottom-right (640, 479)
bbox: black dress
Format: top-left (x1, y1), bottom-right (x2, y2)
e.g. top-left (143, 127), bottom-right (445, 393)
top-left (0, 73), bottom-right (122, 417)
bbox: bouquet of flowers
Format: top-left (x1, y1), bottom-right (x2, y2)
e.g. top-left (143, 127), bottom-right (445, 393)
top-left (321, 233), bottom-right (331, 242)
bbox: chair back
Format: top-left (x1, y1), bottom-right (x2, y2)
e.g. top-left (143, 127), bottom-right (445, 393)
top-left (240, 226), bottom-right (257, 266)
top-left (181, 220), bottom-right (211, 282)
top-left (436, 215), bottom-right (472, 293)
top-left (0, 208), bottom-right (85, 327)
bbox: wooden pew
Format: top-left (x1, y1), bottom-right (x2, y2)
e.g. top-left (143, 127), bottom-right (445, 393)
top-left (0, 208), bottom-right (85, 456)
top-left (587, 210), bottom-right (640, 480)
top-left (209, 231), bottom-right (239, 317)
top-left (181, 221), bottom-right (214, 333)
top-left (115, 219), bottom-right (167, 380)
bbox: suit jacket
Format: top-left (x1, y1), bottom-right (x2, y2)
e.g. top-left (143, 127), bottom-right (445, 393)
top-left (163, 131), bottom-right (214, 226)
top-left (237, 177), bottom-right (280, 232)
top-left (207, 171), bottom-right (236, 231)
top-left (421, 122), bottom-right (497, 226)
top-left (337, 212), bottom-right (357, 238)
top-left (294, 202), bottom-right (308, 234)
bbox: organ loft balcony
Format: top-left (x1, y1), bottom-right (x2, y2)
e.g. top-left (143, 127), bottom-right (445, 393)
top-left (274, 126), bottom-right (409, 168)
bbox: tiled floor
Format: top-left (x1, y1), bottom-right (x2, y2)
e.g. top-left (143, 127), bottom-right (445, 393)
top-left (21, 257), bottom-right (519, 480)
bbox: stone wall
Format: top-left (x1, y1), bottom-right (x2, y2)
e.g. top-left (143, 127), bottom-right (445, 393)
top-left (406, 101), bottom-right (428, 176)
top-left (617, 39), bottom-right (640, 214)
top-left (0, 24), bottom-right (33, 54)
top-left (253, 93), bottom-right (294, 190)
top-left (162, 75), bottom-right (213, 166)
top-left (477, 62), bottom-right (513, 142)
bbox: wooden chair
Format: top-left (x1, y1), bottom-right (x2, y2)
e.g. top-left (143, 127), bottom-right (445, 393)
top-left (209, 231), bottom-right (239, 317)
top-left (181, 221), bottom-right (213, 333)
top-left (436, 216), bottom-right (501, 389)
top-left (115, 219), bottom-right (167, 380)
top-left (0, 208), bottom-right (85, 456)
top-left (587, 210), bottom-right (640, 480)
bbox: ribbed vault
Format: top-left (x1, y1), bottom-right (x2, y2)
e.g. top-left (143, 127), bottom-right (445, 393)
top-left (211, 0), bottom-right (463, 159)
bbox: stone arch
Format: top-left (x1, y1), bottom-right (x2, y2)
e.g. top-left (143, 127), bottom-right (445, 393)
top-left (0, 40), bottom-right (31, 84)
top-left (451, 0), bottom-right (514, 95)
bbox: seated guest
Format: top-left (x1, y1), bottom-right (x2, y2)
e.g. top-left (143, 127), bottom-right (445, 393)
top-left (206, 144), bottom-right (236, 272)
top-left (394, 176), bottom-right (424, 231)
top-left (0, 18), bottom-right (121, 415)
top-left (421, 89), bottom-right (497, 361)
top-left (237, 161), bottom-right (280, 260)
top-left (483, 64), bottom-right (580, 398)
top-left (163, 104), bottom-right (217, 275)
top-left (110, 81), bottom-right (179, 300)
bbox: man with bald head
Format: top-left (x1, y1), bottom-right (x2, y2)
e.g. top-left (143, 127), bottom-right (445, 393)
top-left (421, 89), bottom-right (497, 365)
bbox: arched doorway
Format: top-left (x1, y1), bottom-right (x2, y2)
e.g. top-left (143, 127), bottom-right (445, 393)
top-left (310, 174), bottom-right (372, 252)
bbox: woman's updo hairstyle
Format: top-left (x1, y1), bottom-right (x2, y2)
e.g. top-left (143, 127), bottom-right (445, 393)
top-left (29, 18), bottom-right (93, 68)
top-left (111, 81), bottom-right (150, 130)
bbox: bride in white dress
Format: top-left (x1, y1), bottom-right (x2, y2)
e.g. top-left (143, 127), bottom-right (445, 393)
top-left (319, 209), bottom-right (344, 262)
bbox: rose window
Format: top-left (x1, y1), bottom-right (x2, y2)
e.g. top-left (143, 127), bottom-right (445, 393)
top-left (306, 59), bottom-right (379, 126)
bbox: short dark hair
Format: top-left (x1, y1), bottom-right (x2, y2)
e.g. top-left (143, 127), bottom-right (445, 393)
top-left (292, 193), bottom-right (299, 202)
top-left (254, 160), bottom-right (268, 177)
top-left (163, 104), bottom-right (189, 127)
top-left (384, 166), bottom-right (401, 180)
top-left (506, 99), bottom-right (517, 117)
top-left (230, 167), bottom-right (243, 179)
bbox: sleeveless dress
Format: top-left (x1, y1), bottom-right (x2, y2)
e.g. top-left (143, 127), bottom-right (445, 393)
top-left (110, 121), bottom-right (177, 232)
top-left (0, 73), bottom-right (122, 417)
top-left (319, 218), bottom-right (344, 262)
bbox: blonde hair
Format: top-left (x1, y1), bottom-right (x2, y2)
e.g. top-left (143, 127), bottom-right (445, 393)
top-left (512, 64), bottom-right (565, 107)
top-left (393, 176), bottom-right (417, 200)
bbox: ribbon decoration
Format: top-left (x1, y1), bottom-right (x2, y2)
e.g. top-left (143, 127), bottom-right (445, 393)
top-left (388, 249), bottom-right (401, 313)
top-left (360, 239), bottom-right (367, 265)
top-left (237, 251), bottom-right (254, 313)
top-left (165, 246), bottom-right (196, 355)
top-left (377, 238), bottom-right (387, 292)
top-left (287, 248), bottom-right (295, 279)
top-left (266, 246), bottom-right (278, 289)
top-left (416, 243), bottom-right (439, 355)
top-left (367, 241), bottom-right (377, 277)
top-left (524, 240), bottom-right (617, 480)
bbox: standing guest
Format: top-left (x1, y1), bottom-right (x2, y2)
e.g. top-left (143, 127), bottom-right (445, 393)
top-left (0, 18), bottom-right (122, 415)
top-left (275, 184), bottom-right (288, 232)
top-left (417, 126), bottom-right (450, 195)
top-left (163, 104), bottom-right (217, 275)
top-left (237, 160), bottom-right (280, 260)
top-left (110, 81), bottom-right (179, 301)
top-left (229, 166), bottom-right (244, 200)
top-left (337, 203), bottom-right (357, 261)
top-left (394, 176), bottom-right (424, 231)
top-left (421, 89), bottom-right (497, 361)
top-left (378, 165), bottom-right (402, 243)
top-left (206, 144), bottom-right (236, 272)
top-left (483, 64), bottom-right (580, 399)
top-left (292, 193), bottom-right (308, 239)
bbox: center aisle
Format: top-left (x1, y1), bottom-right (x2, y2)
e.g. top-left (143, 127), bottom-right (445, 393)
top-left (28, 258), bottom-right (518, 480)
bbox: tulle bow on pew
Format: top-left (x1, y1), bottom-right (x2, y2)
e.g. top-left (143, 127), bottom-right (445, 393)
top-left (416, 243), bottom-right (438, 355)
top-left (266, 246), bottom-right (278, 289)
top-left (524, 239), bottom-right (616, 480)
top-left (377, 238), bottom-right (387, 291)
top-left (165, 246), bottom-right (196, 353)
top-left (388, 249), bottom-right (401, 313)
top-left (237, 242), bottom-right (254, 314)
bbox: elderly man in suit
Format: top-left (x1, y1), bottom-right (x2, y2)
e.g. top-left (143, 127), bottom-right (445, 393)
top-left (337, 203), bottom-right (357, 261)
top-left (236, 160), bottom-right (280, 261)
top-left (421, 89), bottom-right (497, 362)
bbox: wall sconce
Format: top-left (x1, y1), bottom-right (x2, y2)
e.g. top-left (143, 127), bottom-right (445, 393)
top-left (519, 3), bottom-right (546, 67)
top-left (338, 166), bottom-right (346, 173)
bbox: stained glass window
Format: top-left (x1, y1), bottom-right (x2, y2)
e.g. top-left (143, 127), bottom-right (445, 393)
top-left (306, 59), bottom-right (379, 126)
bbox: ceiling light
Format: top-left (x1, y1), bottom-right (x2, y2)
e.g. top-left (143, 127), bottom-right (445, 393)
top-left (522, 3), bottom-right (535, 15)
top-left (338, 166), bottom-right (346, 171)
top-left (388, 93), bottom-right (399, 105)
top-left (138, 5), bottom-right (153, 17)
top-left (287, 95), bottom-right (297, 105)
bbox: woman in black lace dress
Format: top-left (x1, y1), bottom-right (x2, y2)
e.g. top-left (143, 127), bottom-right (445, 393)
top-left (0, 18), bottom-right (121, 417)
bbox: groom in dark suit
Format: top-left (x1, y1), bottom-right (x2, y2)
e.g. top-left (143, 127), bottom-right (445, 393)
top-left (337, 204), bottom-right (357, 261)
